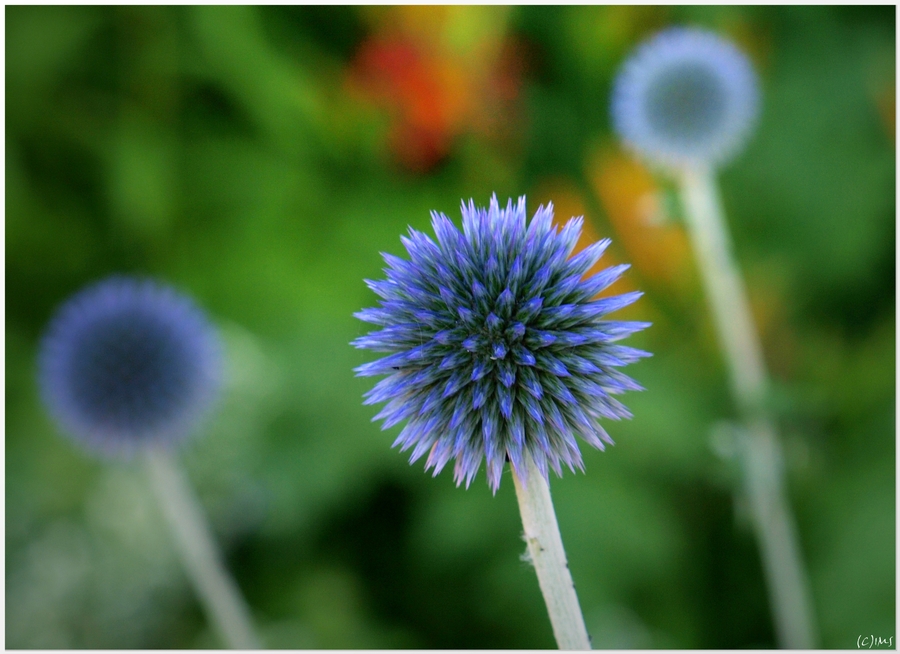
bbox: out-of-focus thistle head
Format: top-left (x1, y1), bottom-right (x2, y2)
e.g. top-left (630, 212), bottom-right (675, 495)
top-left (38, 276), bottom-right (222, 456)
top-left (353, 196), bottom-right (651, 492)
top-left (611, 27), bottom-right (759, 170)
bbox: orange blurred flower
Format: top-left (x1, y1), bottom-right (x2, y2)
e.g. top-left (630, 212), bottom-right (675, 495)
top-left (586, 146), bottom-right (695, 299)
top-left (876, 81), bottom-right (895, 143)
top-left (530, 177), bottom-right (635, 291)
top-left (528, 176), bottom-right (660, 326)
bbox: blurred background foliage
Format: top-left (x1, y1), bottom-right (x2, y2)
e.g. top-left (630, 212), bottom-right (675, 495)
top-left (5, 5), bottom-right (895, 649)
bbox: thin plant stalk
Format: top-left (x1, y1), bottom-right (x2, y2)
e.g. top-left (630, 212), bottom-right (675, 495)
top-left (512, 451), bottom-right (591, 650)
top-left (145, 448), bottom-right (262, 650)
top-left (678, 165), bottom-right (817, 649)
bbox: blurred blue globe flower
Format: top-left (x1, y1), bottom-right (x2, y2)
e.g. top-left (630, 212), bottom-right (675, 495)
top-left (353, 196), bottom-right (650, 492)
top-left (611, 27), bottom-right (759, 170)
top-left (38, 276), bottom-right (222, 456)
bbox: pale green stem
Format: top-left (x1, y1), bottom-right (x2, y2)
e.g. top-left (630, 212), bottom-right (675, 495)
top-left (512, 452), bottom-right (591, 650)
top-left (678, 165), bottom-right (817, 649)
top-left (145, 448), bottom-right (262, 650)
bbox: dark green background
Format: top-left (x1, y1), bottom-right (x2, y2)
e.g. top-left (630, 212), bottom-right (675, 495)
top-left (6, 6), bottom-right (895, 649)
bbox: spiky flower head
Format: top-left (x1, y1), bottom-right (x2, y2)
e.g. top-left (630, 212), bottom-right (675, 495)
top-left (353, 196), bottom-right (650, 492)
top-left (38, 276), bottom-right (222, 456)
top-left (611, 27), bottom-right (759, 170)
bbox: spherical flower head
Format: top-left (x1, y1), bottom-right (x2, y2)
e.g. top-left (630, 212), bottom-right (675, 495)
top-left (611, 27), bottom-right (759, 170)
top-left (353, 195), bottom-right (651, 492)
top-left (38, 276), bottom-right (222, 457)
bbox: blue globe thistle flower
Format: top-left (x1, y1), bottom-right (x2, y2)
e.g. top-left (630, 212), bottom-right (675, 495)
top-left (611, 27), bottom-right (759, 170)
top-left (353, 196), bottom-right (650, 492)
top-left (38, 276), bottom-right (222, 456)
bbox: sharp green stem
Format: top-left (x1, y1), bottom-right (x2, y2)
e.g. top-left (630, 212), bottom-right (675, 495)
top-left (512, 452), bottom-right (591, 650)
top-left (679, 165), bottom-right (817, 649)
top-left (145, 448), bottom-right (262, 650)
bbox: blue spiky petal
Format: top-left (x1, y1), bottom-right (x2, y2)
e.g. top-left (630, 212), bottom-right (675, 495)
top-left (611, 27), bottom-right (760, 170)
top-left (38, 276), bottom-right (222, 457)
top-left (353, 196), bottom-right (651, 492)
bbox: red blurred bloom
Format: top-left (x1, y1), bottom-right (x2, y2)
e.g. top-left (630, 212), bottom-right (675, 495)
top-left (347, 9), bottom-right (522, 172)
top-left (351, 37), bottom-right (466, 171)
